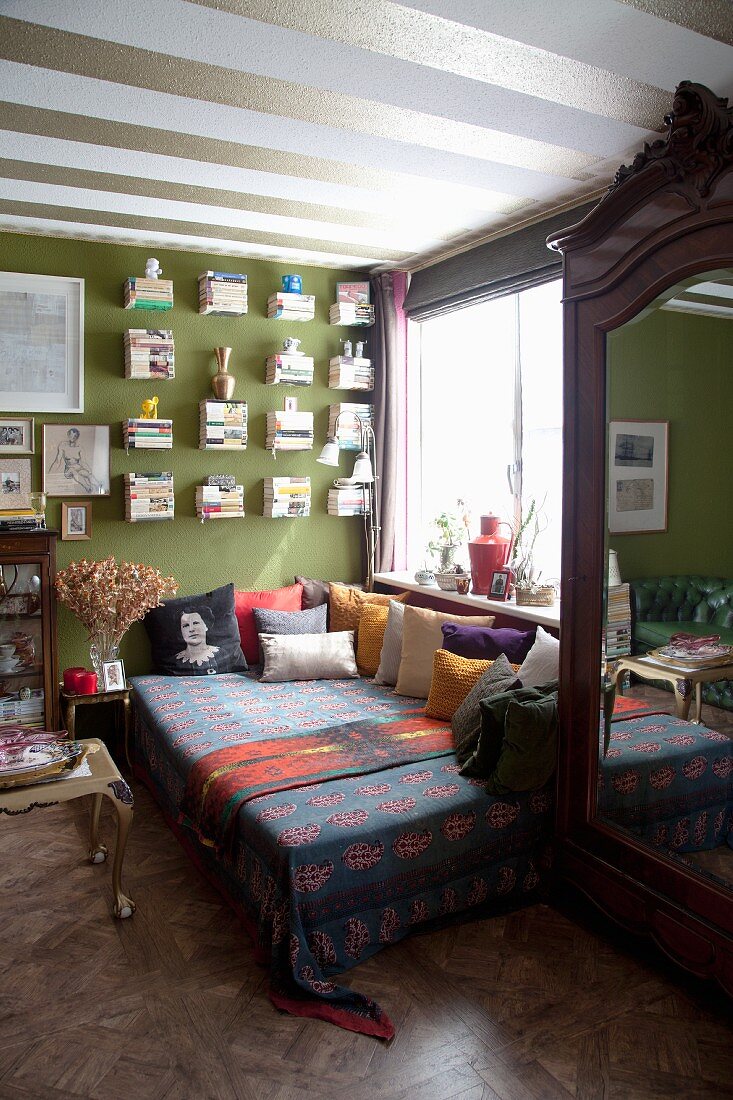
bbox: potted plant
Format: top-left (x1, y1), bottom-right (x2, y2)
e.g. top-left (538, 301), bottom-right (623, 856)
top-left (428, 500), bottom-right (470, 589)
top-left (508, 498), bottom-right (556, 605)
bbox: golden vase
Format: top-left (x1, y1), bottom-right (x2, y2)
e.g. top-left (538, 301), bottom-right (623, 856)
top-left (212, 347), bottom-right (236, 399)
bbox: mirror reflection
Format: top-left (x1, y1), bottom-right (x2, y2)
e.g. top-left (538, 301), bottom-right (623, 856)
top-left (598, 268), bottom-right (733, 892)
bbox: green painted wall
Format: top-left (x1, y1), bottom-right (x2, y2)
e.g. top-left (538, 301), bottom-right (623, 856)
top-left (607, 306), bottom-right (733, 580)
top-left (0, 232), bottom-right (365, 673)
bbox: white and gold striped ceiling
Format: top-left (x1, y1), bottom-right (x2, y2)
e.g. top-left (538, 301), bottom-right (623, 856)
top-left (0, 0), bottom-right (731, 271)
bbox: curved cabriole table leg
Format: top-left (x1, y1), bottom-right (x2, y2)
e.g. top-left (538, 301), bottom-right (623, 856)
top-left (105, 779), bottom-right (136, 919)
top-left (88, 791), bottom-right (107, 864)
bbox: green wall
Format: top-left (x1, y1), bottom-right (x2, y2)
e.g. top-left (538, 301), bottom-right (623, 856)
top-left (0, 232), bottom-right (365, 673)
top-left (607, 306), bottom-right (733, 580)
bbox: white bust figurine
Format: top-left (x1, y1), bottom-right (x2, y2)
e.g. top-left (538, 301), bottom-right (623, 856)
top-left (145, 257), bottom-right (162, 279)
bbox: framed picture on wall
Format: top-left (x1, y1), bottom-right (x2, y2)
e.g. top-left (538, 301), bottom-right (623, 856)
top-left (608, 419), bottom-right (669, 534)
top-left (0, 272), bottom-right (84, 412)
top-left (0, 418), bottom-right (34, 454)
top-left (0, 456), bottom-right (31, 509)
top-left (42, 424), bottom-right (110, 497)
top-left (61, 501), bottom-right (92, 541)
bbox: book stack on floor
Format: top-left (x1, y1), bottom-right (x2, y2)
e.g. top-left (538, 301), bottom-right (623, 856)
top-left (195, 484), bottom-right (245, 521)
top-left (0, 688), bottom-right (44, 729)
top-left (328, 403), bottom-right (374, 450)
top-left (198, 271), bottom-right (248, 315)
top-left (328, 356), bottom-right (374, 391)
top-left (123, 330), bottom-right (175, 379)
top-left (0, 510), bottom-right (43, 532)
top-left (265, 410), bottom-right (314, 453)
top-left (124, 278), bottom-right (174, 311)
top-left (267, 293), bottom-right (315, 321)
top-left (263, 477), bottom-right (311, 517)
top-left (199, 400), bottom-right (248, 450)
top-left (123, 418), bottom-right (173, 451)
top-left (124, 472), bottom-right (174, 522)
top-left (327, 486), bottom-right (367, 516)
top-left (265, 354), bottom-right (315, 386)
top-left (606, 583), bottom-right (632, 658)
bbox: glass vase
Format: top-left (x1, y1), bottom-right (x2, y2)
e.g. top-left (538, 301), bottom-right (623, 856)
top-left (89, 634), bottom-right (119, 678)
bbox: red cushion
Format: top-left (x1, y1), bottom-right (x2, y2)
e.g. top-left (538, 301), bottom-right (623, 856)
top-left (235, 583), bottom-right (303, 664)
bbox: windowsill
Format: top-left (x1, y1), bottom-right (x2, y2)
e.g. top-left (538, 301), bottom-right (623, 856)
top-left (373, 570), bottom-right (561, 630)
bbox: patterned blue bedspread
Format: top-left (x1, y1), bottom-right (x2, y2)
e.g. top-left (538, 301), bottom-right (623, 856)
top-left (132, 672), bottom-right (553, 1037)
top-left (598, 713), bottom-right (733, 852)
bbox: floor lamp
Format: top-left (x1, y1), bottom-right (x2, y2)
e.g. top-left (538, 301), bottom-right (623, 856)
top-left (317, 412), bottom-right (381, 591)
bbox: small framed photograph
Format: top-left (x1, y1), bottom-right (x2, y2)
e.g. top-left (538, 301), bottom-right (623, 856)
top-left (608, 419), bottom-right (668, 534)
top-left (487, 569), bottom-right (510, 601)
top-left (61, 501), bottom-right (92, 541)
top-left (284, 395), bottom-right (298, 413)
top-left (0, 456), bottom-right (31, 509)
top-left (0, 418), bottom-right (34, 454)
top-left (102, 659), bottom-right (126, 692)
top-left (42, 423), bottom-right (110, 496)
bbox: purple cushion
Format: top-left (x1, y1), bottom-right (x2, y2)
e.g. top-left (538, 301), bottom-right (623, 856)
top-left (441, 622), bottom-right (536, 663)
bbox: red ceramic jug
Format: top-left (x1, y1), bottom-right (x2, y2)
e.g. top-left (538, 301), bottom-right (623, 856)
top-left (468, 515), bottom-right (513, 595)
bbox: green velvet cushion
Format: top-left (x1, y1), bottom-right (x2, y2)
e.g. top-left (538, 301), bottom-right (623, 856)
top-left (460, 680), bottom-right (557, 779)
top-left (485, 693), bottom-right (558, 796)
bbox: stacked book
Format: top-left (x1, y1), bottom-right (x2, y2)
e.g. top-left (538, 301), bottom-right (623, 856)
top-left (123, 418), bottom-right (173, 450)
top-left (265, 354), bottom-right (315, 386)
top-left (265, 410), bottom-right (314, 453)
top-left (328, 402), bottom-right (374, 450)
top-left (328, 301), bottom-right (375, 326)
top-left (195, 484), bottom-right (245, 521)
top-left (124, 278), bottom-right (174, 311)
top-left (0, 688), bottom-right (44, 729)
top-left (606, 583), bottom-right (632, 658)
top-left (123, 330), bottom-right (175, 379)
top-left (267, 292), bottom-right (316, 321)
top-left (124, 472), bottom-right (174, 522)
top-left (328, 486), bottom-right (367, 516)
top-left (198, 271), bottom-right (248, 315)
top-left (263, 477), bottom-right (311, 517)
top-left (328, 356), bottom-right (374, 391)
top-left (199, 400), bottom-right (248, 450)
top-left (0, 509), bottom-right (44, 532)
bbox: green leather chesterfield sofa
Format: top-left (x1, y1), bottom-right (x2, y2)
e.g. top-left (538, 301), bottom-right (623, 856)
top-left (629, 575), bottom-right (733, 711)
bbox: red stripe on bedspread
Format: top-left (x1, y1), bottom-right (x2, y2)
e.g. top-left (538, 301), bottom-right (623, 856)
top-left (180, 714), bottom-right (453, 850)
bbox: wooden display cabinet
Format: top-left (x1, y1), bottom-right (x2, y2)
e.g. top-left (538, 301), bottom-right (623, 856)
top-left (0, 531), bottom-right (60, 731)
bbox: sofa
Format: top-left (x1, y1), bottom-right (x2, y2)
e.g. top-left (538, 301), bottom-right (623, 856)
top-left (629, 575), bottom-right (733, 710)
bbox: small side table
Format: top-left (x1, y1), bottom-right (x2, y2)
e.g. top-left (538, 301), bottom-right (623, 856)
top-left (61, 683), bottom-right (133, 767)
top-left (609, 653), bottom-right (733, 724)
top-left (0, 738), bottom-right (135, 918)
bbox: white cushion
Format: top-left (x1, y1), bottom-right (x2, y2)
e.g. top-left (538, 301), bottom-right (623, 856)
top-left (375, 599), bottom-right (406, 685)
top-left (259, 631), bottom-right (359, 682)
top-left (516, 624), bottom-right (560, 687)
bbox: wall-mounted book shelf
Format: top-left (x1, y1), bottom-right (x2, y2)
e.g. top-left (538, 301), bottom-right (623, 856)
top-left (267, 292), bottom-right (315, 321)
top-left (195, 484), bottom-right (245, 522)
top-left (198, 271), bottom-right (248, 315)
top-left (123, 418), bottom-right (173, 451)
top-left (263, 477), bottom-right (311, 517)
top-left (199, 400), bottom-right (248, 450)
top-left (265, 410), bottom-right (314, 454)
top-left (328, 356), bottom-right (374, 391)
top-left (123, 330), bottom-right (175, 379)
top-left (265, 354), bottom-right (315, 386)
top-left (328, 486), bottom-right (367, 516)
top-left (328, 302), bottom-right (374, 326)
top-left (124, 278), bottom-right (173, 311)
top-left (124, 472), bottom-right (174, 522)
top-left (328, 402), bottom-right (374, 450)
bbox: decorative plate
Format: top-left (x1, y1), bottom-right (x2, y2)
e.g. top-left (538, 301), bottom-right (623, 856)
top-left (652, 645), bottom-right (733, 666)
top-left (0, 741), bottom-right (88, 789)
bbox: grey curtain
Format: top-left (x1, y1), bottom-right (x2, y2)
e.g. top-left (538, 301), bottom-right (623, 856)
top-left (370, 271), bottom-right (406, 573)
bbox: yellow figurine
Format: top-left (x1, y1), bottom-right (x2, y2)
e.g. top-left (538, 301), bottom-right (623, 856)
top-left (141, 396), bottom-right (159, 420)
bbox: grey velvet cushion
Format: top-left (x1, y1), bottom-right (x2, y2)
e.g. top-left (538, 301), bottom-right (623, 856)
top-left (253, 603), bottom-right (327, 637)
top-left (452, 653), bottom-right (521, 763)
top-left (375, 599), bottom-right (407, 685)
top-left (259, 631), bottom-right (359, 682)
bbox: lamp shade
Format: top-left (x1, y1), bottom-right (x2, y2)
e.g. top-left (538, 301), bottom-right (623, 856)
top-left (351, 450), bottom-right (374, 483)
top-left (317, 436), bottom-right (341, 466)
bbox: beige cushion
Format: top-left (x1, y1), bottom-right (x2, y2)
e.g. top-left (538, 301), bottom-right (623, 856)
top-left (259, 631), bottom-right (359, 682)
top-left (395, 606), bottom-right (496, 699)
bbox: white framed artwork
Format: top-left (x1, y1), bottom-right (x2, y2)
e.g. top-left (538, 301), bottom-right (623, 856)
top-left (42, 424), bottom-right (110, 497)
top-left (608, 419), bottom-right (669, 534)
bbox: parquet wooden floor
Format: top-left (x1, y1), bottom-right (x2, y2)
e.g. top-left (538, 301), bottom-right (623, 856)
top-left (1, 777), bottom-right (732, 1100)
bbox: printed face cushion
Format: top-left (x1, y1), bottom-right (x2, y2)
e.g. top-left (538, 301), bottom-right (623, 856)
top-left (234, 583), bottom-right (303, 665)
top-left (425, 650), bottom-right (491, 721)
top-left (516, 624), bottom-right (560, 687)
top-left (328, 583), bottom-right (408, 636)
top-left (144, 582), bottom-right (247, 676)
top-left (394, 606), bottom-right (496, 699)
top-left (259, 631), bottom-right (359, 682)
top-left (356, 604), bottom-right (390, 676)
top-left (375, 599), bottom-right (407, 685)
top-left (441, 622), bottom-right (535, 664)
top-left (451, 653), bottom-right (522, 761)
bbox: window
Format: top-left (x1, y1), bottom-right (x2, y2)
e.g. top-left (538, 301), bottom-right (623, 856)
top-left (409, 278), bottom-right (563, 580)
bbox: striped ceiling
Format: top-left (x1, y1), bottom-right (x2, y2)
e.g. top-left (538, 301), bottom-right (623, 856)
top-left (0, 0), bottom-right (732, 272)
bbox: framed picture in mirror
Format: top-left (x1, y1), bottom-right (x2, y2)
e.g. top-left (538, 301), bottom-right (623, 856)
top-left (608, 419), bottom-right (668, 534)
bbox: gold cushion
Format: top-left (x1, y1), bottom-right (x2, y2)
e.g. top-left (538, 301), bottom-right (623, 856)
top-left (356, 604), bottom-right (390, 676)
top-left (395, 605), bottom-right (496, 699)
top-left (425, 650), bottom-right (492, 720)
top-left (328, 583), bottom-right (408, 636)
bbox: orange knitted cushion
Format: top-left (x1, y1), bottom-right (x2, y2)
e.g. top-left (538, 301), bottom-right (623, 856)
top-left (356, 604), bottom-right (390, 676)
top-left (328, 583), bottom-right (408, 636)
top-left (425, 650), bottom-right (493, 721)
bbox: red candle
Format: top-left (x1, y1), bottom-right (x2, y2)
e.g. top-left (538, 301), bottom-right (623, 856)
top-left (76, 671), bottom-right (98, 695)
top-left (63, 666), bottom-right (88, 692)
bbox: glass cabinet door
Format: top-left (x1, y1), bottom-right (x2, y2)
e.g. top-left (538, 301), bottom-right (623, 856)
top-left (0, 560), bottom-right (46, 729)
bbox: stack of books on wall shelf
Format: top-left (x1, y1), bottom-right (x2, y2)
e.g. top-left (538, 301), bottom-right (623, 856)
top-left (195, 484), bottom-right (245, 521)
top-left (123, 418), bottom-right (173, 450)
top-left (265, 410), bottom-right (314, 453)
top-left (328, 402), bottom-right (374, 449)
top-left (328, 301), bottom-right (375, 326)
top-left (267, 292), bottom-right (316, 321)
top-left (265, 354), bottom-right (315, 386)
top-left (123, 330), bottom-right (175, 379)
top-left (606, 583), bottom-right (632, 658)
top-left (328, 486), bottom-right (367, 516)
top-left (198, 271), bottom-right (248, 315)
top-left (0, 509), bottom-right (44, 532)
top-left (199, 400), bottom-right (248, 450)
top-left (263, 477), bottom-right (311, 517)
top-left (328, 356), bottom-right (374, 391)
top-left (124, 472), bottom-right (175, 522)
top-left (123, 278), bottom-right (174, 311)
top-left (0, 688), bottom-right (44, 729)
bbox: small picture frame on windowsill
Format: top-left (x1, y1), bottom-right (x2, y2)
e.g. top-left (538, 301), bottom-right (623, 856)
top-left (102, 659), bottom-right (126, 692)
top-left (487, 569), bottom-right (511, 601)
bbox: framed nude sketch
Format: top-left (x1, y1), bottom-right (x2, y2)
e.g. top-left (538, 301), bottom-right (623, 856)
top-left (608, 419), bottom-right (669, 534)
top-left (42, 424), bottom-right (110, 497)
